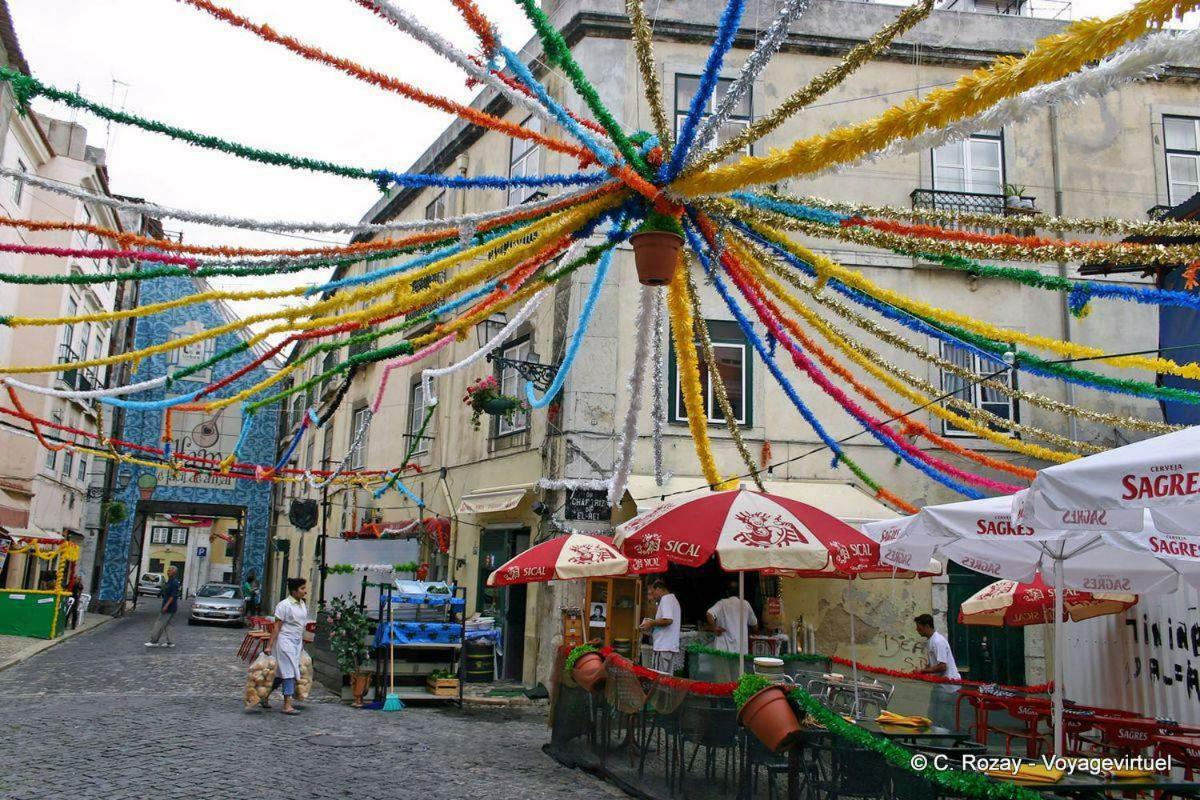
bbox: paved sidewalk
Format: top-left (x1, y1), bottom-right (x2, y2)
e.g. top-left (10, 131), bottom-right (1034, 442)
top-left (0, 611), bottom-right (113, 672)
top-left (0, 601), bottom-right (623, 800)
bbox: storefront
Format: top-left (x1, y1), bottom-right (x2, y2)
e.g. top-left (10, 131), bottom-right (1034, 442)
top-left (0, 530), bottom-right (79, 639)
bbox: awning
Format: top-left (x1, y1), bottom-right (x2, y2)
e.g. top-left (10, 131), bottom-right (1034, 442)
top-left (457, 484), bottom-right (533, 515)
top-left (5, 528), bottom-right (64, 544)
top-left (620, 476), bottom-right (895, 523)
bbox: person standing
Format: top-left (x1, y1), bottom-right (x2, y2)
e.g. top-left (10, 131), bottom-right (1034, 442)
top-left (145, 565), bottom-right (180, 648)
top-left (242, 571), bottom-right (259, 616)
top-left (640, 579), bottom-right (681, 675)
top-left (264, 577), bottom-right (308, 715)
top-left (706, 581), bottom-right (758, 681)
top-left (68, 576), bottom-right (84, 630)
top-left (915, 613), bottom-right (961, 730)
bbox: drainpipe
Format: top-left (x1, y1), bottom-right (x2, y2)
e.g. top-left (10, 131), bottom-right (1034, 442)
top-left (1049, 106), bottom-right (1079, 444)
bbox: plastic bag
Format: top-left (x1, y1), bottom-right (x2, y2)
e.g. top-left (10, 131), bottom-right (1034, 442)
top-left (244, 652), bottom-right (277, 710)
top-left (296, 651), bottom-right (313, 701)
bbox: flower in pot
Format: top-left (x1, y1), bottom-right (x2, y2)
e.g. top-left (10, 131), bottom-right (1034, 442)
top-left (734, 673), bottom-right (802, 752)
top-left (462, 375), bottom-right (529, 431)
top-left (565, 644), bottom-right (606, 692)
top-left (328, 595), bottom-right (374, 707)
top-left (1003, 184), bottom-right (1026, 208)
top-left (630, 210), bottom-right (685, 286)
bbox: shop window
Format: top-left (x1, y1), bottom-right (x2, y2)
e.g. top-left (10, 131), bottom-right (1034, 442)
top-left (669, 320), bottom-right (751, 426)
top-left (508, 115), bottom-right (542, 206)
top-left (932, 131), bottom-right (1004, 196)
top-left (674, 75), bottom-right (753, 155)
top-left (1165, 116), bottom-right (1200, 206)
top-left (939, 341), bottom-right (1017, 436)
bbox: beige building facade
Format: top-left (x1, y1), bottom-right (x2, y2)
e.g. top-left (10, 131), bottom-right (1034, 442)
top-left (268, 0), bottom-right (1200, 688)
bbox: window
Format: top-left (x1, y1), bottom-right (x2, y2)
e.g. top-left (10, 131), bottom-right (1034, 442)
top-left (12, 158), bottom-right (26, 206)
top-left (425, 191), bottom-right (447, 221)
top-left (932, 131), bottom-right (1004, 195)
top-left (169, 527), bottom-right (188, 545)
top-left (496, 339), bottom-right (531, 436)
top-left (321, 423), bottom-right (334, 466)
top-left (150, 527), bottom-right (169, 545)
top-left (669, 320), bottom-right (751, 425)
top-left (77, 454), bottom-right (88, 483)
top-left (508, 115), bottom-right (543, 206)
top-left (939, 341), bottom-right (1016, 436)
top-left (349, 404), bottom-right (370, 469)
top-left (61, 448), bottom-right (73, 478)
top-left (60, 296), bottom-right (78, 359)
top-left (44, 411), bottom-right (62, 471)
top-left (408, 380), bottom-right (433, 455)
top-left (1165, 116), bottom-right (1200, 206)
top-left (319, 351), bottom-right (338, 398)
top-left (674, 75), bottom-right (754, 157)
top-left (288, 393), bottom-right (304, 433)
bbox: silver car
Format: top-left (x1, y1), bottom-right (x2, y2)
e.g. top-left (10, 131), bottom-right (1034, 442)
top-left (188, 583), bottom-right (247, 626)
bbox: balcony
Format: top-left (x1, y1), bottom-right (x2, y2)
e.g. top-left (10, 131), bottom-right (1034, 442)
top-left (1147, 205), bottom-right (1174, 221)
top-left (404, 271), bottom-right (445, 327)
top-left (936, 0), bottom-right (1071, 19)
top-left (911, 189), bottom-right (1040, 235)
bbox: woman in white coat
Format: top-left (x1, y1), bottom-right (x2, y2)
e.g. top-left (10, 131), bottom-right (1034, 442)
top-left (265, 577), bottom-right (308, 715)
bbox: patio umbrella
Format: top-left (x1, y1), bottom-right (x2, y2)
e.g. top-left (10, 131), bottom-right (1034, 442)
top-left (957, 572), bottom-right (1137, 627)
top-left (486, 533), bottom-right (632, 586)
top-left (867, 495), bottom-right (1200, 754)
top-left (1013, 426), bottom-right (1200, 536)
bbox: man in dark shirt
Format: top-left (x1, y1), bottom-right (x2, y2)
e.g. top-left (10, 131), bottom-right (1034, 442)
top-left (145, 565), bottom-right (179, 648)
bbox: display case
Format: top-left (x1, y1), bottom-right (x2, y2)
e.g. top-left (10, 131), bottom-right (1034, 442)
top-left (584, 576), bottom-right (641, 659)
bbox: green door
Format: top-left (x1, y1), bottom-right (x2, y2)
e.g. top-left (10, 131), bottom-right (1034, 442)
top-left (946, 562), bottom-right (1026, 685)
top-left (476, 528), bottom-right (530, 681)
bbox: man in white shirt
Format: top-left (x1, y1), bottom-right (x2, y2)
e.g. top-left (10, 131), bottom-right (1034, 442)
top-left (640, 579), bottom-right (682, 674)
top-left (915, 613), bottom-right (961, 730)
top-left (706, 581), bottom-right (758, 681)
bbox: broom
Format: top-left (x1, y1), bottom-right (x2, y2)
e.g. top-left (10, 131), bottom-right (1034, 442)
top-left (382, 589), bottom-right (404, 712)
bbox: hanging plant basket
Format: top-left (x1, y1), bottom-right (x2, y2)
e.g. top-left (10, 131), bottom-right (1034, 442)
top-left (631, 210), bottom-right (685, 286)
top-left (481, 396), bottom-right (519, 415)
top-left (463, 376), bottom-right (528, 431)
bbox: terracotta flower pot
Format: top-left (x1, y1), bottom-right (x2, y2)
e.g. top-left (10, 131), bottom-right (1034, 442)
top-left (481, 396), bottom-right (519, 415)
top-left (736, 685), bottom-right (802, 752)
top-left (571, 652), bottom-right (607, 692)
top-left (630, 230), bottom-right (683, 286)
top-left (350, 671), bottom-right (373, 708)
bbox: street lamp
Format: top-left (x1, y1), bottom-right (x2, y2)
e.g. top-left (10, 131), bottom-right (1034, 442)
top-left (475, 312), bottom-right (507, 351)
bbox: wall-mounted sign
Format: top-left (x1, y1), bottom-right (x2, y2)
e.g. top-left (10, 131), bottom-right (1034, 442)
top-left (565, 488), bottom-right (610, 522)
top-left (195, 546), bottom-right (208, 557)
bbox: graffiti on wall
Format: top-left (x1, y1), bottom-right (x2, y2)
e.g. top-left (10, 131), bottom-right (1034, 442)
top-left (1126, 610), bottom-right (1200, 703)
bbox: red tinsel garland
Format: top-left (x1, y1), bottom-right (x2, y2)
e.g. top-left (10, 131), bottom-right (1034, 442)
top-left (603, 651), bottom-right (735, 696)
top-left (828, 655), bottom-right (1052, 693)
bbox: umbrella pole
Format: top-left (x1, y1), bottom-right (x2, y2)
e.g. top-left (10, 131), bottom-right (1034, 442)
top-left (850, 578), bottom-right (861, 717)
top-left (1053, 559), bottom-right (1066, 756)
top-left (738, 571), bottom-right (746, 678)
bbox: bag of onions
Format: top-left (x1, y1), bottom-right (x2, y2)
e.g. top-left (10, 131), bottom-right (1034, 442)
top-left (244, 653), bottom-right (278, 710)
top-left (296, 651), bottom-right (314, 701)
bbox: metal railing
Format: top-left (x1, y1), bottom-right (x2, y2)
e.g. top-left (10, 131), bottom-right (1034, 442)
top-left (937, 0), bottom-right (1071, 19)
top-left (911, 189), bottom-right (1040, 236)
top-left (404, 271), bottom-right (445, 322)
top-left (1147, 204), bottom-right (1174, 221)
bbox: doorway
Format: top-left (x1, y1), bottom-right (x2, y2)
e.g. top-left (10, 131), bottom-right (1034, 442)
top-left (477, 527), bottom-right (530, 681)
top-left (946, 562), bottom-right (1025, 685)
top-left (126, 500), bottom-right (247, 608)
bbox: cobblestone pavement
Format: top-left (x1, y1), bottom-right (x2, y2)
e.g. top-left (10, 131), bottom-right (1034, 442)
top-left (0, 601), bottom-right (623, 800)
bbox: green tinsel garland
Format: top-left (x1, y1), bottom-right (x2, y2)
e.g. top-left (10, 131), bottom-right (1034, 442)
top-left (513, 0), bottom-right (652, 180)
top-left (732, 672), bottom-right (773, 709)
top-left (788, 685), bottom-right (1044, 800)
top-left (564, 643), bottom-right (600, 673)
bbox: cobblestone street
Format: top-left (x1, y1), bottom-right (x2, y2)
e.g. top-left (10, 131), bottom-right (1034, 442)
top-left (0, 602), bottom-right (623, 800)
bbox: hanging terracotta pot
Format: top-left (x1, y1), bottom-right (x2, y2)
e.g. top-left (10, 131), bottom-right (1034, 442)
top-left (630, 231), bottom-right (683, 286)
top-left (736, 685), bottom-right (802, 752)
top-left (481, 396), bottom-right (519, 415)
top-left (350, 671), bottom-right (373, 708)
top-left (571, 652), bottom-right (608, 692)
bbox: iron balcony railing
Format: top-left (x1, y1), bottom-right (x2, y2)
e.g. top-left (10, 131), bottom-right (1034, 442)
top-left (911, 189), bottom-right (1040, 235)
top-left (1147, 204), bottom-right (1174, 221)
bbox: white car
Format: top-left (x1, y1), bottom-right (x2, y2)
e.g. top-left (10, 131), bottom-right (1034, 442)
top-left (137, 573), bottom-right (163, 597)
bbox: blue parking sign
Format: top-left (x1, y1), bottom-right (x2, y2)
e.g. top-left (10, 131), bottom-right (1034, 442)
top-left (196, 547), bottom-right (207, 557)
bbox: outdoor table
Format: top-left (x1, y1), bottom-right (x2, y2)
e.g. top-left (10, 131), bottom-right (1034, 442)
top-left (1155, 734), bottom-right (1200, 780)
top-left (1014, 773), bottom-right (1200, 798)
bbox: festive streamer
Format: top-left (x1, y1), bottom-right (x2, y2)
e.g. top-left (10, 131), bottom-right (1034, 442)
top-left (177, 0), bottom-right (597, 164)
top-left (372, 336), bottom-right (455, 413)
top-left (0, 242), bottom-right (196, 268)
top-left (308, 408), bottom-right (374, 490)
top-left (525, 244), bottom-right (615, 409)
top-left (650, 290), bottom-right (667, 488)
top-left (537, 477), bottom-right (611, 491)
top-left (626, 0), bottom-right (672, 151)
top-left (1, 374), bottom-right (170, 401)
top-left (448, 0), bottom-right (498, 60)
top-left (607, 285), bottom-right (657, 506)
top-left (513, 0), bottom-right (652, 178)
top-left (422, 290), bottom-right (548, 404)
top-left (661, 0), bottom-right (746, 182)
top-left (373, 404), bottom-right (436, 500)
top-left (681, 0), bottom-right (934, 177)
top-left (666, 250), bottom-right (735, 492)
top-left (684, 0), bottom-right (811, 166)
top-left (683, 264), bottom-right (765, 491)
top-left (674, 0), bottom-right (1199, 196)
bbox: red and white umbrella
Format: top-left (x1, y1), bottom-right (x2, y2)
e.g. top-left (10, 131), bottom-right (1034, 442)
top-left (486, 533), bottom-right (635, 586)
top-left (614, 490), bottom-right (879, 573)
top-left (958, 572), bottom-right (1137, 627)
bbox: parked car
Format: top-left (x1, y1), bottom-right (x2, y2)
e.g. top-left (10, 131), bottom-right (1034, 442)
top-left (136, 573), bottom-right (163, 597)
top-left (188, 583), bottom-right (247, 626)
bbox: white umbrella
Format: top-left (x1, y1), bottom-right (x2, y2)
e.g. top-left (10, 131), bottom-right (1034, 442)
top-left (866, 496), bottom-right (1200, 755)
top-left (1013, 427), bottom-right (1200, 536)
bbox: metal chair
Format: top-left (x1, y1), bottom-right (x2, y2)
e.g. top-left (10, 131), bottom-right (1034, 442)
top-left (678, 697), bottom-right (741, 794)
top-left (802, 734), bottom-right (889, 800)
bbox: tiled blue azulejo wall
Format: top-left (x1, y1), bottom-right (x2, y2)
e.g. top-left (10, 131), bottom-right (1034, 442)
top-left (98, 272), bottom-right (279, 602)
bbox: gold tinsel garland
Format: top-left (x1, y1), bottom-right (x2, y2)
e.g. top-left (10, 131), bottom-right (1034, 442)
top-left (627, 0), bottom-right (673, 152)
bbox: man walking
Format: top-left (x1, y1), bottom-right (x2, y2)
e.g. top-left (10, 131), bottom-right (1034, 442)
top-left (915, 613), bottom-right (961, 729)
top-left (146, 565), bottom-right (180, 648)
top-left (640, 579), bottom-right (681, 675)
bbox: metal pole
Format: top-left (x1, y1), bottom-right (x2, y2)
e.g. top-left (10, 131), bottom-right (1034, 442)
top-left (850, 583), bottom-right (861, 718)
top-left (318, 481), bottom-right (329, 611)
top-left (1053, 558), bottom-right (1066, 756)
top-left (738, 571), bottom-right (746, 678)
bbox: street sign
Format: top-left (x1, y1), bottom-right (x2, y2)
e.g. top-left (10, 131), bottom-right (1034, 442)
top-left (565, 488), bottom-right (610, 522)
top-left (196, 546), bottom-right (208, 557)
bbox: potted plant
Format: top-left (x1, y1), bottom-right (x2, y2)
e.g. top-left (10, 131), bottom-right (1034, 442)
top-left (1003, 184), bottom-right (1026, 208)
top-left (463, 375), bottom-right (528, 431)
top-left (566, 644), bottom-right (606, 692)
top-left (734, 673), bottom-right (802, 752)
top-left (102, 501), bottom-right (128, 526)
top-left (328, 595), bottom-right (374, 707)
top-left (629, 209), bottom-right (685, 286)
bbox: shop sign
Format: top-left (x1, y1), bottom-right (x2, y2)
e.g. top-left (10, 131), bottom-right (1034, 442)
top-left (565, 489), bottom-right (610, 522)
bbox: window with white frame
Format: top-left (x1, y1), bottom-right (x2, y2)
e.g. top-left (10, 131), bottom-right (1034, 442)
top-left (77, 453), bottom-right (88, 483)
top-left (674, 75), bottom-right (754, 156)
top-left (425, 191), bottom-right (447, 221)
top-left (61, 447), bottom-right (73, 479)
top-left (939, 341), bottom-right (1016, 436)
top-left (932, 131), bottom-right (1004, 195)
top-left (60, 296), bottom-right (78, 359)
top-left (508, 115), bottom-right (542, 206)
top-left (409, 380), bottom-right (433, 455)
top-left (169, 527), bottom-right (188, 545)
top-left (12, 158), bottom-right (26, 206)
top-left (1165, 116), bottom-right (1200, 206)
top-left (150, 526), bottom-right (169, 544)
top-left (348, 404), bottom-right (370, 469)
top-left (669, 320), bottom-right (751, 425)
top-left (495, 338), bottom-right (531, 436)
